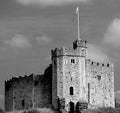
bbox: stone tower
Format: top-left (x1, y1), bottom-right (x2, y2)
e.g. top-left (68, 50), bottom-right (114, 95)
top-left (51, 6), bottom-right (114, 111)
top-left (51, 38), bottom-right (115, 113)
top-left (51, 39), bottom-right (88, 112)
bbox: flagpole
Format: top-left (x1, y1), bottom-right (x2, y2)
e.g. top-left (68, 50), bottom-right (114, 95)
top-left (77, 6), bottom-right (80, 40)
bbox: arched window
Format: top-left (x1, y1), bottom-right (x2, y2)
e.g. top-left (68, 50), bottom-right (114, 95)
top-left (70, 87), bottom-right (74, 95)
top-left (22, 100), bottom-right (25, 109)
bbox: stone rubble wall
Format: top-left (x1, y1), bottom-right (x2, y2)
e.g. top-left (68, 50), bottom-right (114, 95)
top-left (5, 65), bottom-right (52, 112)
top-left (86, 59), bottom-right (114, 108)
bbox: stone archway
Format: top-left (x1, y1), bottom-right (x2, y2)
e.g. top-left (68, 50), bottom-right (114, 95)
top-left (69, 101), bottom-right (74, 113)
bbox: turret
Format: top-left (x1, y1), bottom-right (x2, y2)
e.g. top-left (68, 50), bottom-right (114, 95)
top-left (73, 39), bottom-right (87, 49)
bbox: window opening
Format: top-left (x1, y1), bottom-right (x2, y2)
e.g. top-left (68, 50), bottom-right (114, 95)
top-left (22, 100), bottom-right (25, 109)
top-left (107, 63), bottom-right (109, 67)
top-left (70, 87), bottom-right (74, 95)
top-left (54, 60), bottom-right (56, 65)
top-left (88, 83), bottom-right (90, 103)
top-left (71, 59), bottom-right (75, 63)
top-left (34, 81), bottom-right (38, 86)
top-left (97, 75), bottom-right (101, 80)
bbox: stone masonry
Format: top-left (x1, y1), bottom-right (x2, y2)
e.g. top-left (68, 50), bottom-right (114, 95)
top-left (5, 65), bottom-right (52, 112)
top-left (52, 39), bottom-right (114, 113)
top-left (5, 39), bottom-right (115, 113)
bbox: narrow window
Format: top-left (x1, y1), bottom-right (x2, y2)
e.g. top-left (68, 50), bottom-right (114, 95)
top-left (54, 60), bottom-right (56, 65)
top-left (71, 59), bottom-right (75, 63)
top-left (88, 83), bottom-right (90, 103)
top-left (34, 81), bottom-right (38, 86)
top-left (22, 100), bottom-right (25, 109)
top-left (97, 75), bottom-right (101, 81)
top-left (70, 87), bottom-right (74, 95)
top-left (107, 63), bottom-right (109, 67)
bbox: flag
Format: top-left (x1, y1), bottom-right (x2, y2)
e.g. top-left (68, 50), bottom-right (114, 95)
top-left (76, 6), bottom-right (79, 15)
top-left (72, 6), bottom-right (79, 22)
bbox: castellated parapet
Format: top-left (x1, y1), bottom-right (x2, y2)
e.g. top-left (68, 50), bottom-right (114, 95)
top-left (51, 40), bottom-right (87, 58)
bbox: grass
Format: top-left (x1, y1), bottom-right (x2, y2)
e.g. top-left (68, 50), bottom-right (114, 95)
top-left (22, 108), bottom-right (58, 113)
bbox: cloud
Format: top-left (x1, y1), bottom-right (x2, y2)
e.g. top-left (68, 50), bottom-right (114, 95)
top-left (0, 95), bottom-right (4, 109)
top-left (0, 95), bottom-right (4, 100)
top-left (36, 35), bottom-right (52, 45)
top-left (87, 44), bottom-right (110, 63)
top-left (115, 90), bottom-right (120, 99)
top-left (4, 34), bottom-right (32, 49)
top-left (16, 0), bottom-right (91, 6)
top-left (103, 18), bottom-right (120, 48)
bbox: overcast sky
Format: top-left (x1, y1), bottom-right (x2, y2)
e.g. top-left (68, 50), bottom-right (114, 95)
top-left (1, 0), bottom-right (120, 108)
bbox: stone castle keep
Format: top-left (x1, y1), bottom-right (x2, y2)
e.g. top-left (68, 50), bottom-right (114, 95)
top-left (5, 38), bottom-right (115, 113)
top-left (5, 7), bottom-right (115, 113)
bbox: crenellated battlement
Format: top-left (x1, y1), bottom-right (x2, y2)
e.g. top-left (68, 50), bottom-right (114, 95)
top-left (73, 39), bottom-right (87, 49)
top-left (86, 59), bottom-right (113, 68)
top-left (5, 74), bottom-right (38, 83)
top-left (51, 47), bottom-right (64, 58)
top-left (52, 45), bottom-right (87, 59)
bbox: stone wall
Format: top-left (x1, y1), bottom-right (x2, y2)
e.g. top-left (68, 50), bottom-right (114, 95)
top-left (5, 65), bottom-right (52, 112)
top-left (13, 75), bottom-right (33, 110)
top-left (5, 80), bottom-right (13, 111)
top-left (34, 65), bottom-right (52, 108)
top-left (86, 60), bottom-right (115, 108)
top-left (5, 75), bottom-right (33, 111)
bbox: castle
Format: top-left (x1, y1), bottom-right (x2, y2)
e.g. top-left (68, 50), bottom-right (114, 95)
top-left (5, 7), bottom-right (115, 113)
top-left (5, 38), bottom-right (115, 113)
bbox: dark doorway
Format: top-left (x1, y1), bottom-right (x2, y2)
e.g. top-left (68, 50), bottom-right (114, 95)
top-left (69, 102), bottom-right (74, 113)
top-left (22, 100), bottom-right (25, 109)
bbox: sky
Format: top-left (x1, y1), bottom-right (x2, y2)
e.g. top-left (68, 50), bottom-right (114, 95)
top-left (0, 0), bottom-right (120, 108)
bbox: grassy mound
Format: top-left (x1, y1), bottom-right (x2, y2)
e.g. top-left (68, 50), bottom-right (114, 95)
top-left (23, 108), bottom-right (58, 113)
top-left (82, 107), bottom-right (120, 113)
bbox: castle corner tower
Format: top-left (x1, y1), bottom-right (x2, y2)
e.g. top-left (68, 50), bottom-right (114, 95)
top-left (51, 6), bottom-right (89, 113)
